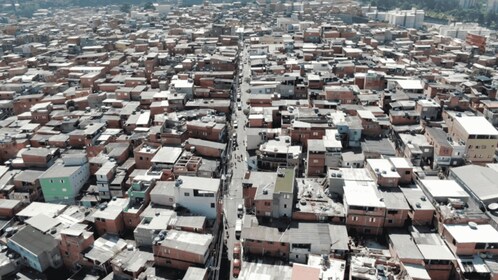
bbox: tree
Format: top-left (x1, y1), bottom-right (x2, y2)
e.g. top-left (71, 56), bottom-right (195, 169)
top-left (144, 2), bottom-right (155, 11)
top-left (120, 4), bottom-right (131, 13)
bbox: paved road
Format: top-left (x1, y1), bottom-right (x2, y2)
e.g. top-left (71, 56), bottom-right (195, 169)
top-left (223, 43), bottom-right (251, 279)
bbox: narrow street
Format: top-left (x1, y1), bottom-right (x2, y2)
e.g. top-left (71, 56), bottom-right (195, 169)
top-left (222, 42), bottom-right (251, 280)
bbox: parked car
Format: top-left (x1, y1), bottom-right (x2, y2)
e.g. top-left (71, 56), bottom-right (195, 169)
top-left (237, 204), bottom-right (244, 218)
top-left (235, 219), bottom-right (242, 240)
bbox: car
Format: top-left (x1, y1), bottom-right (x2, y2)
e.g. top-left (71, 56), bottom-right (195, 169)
top-left (233, 258), bottom-right (241, 278)
top-left (235, 219), bottom-right (242, 240)
top-left (237, 204), bottom-right (244, 218)
top-left (233, 120), bottom-right (238, 128)
top-left (232, 132), bottom-right (237, 139)
top-left (237, 102), bottom-right (242, 110)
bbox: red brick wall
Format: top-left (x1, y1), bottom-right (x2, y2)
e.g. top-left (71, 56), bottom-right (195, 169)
top-left (243, 240), bottom-right (289, 259)
top-left (95, 214), bottom-right (124, 236)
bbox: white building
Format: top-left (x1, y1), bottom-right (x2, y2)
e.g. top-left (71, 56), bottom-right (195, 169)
top-left (175, 176), bottom-right (220, 219)
top-left (95, 161), bottom-right (116, 200)
top-left (324, 129), bottom-right (343, 168)
top-left (440, 23), bottom-right (493, 40)
top-left (368, 8), bottom-right (424, 29)
top-left (170, 75), bottom-right (194, 99)
top-left (134, 210), bottom-right (176, 247)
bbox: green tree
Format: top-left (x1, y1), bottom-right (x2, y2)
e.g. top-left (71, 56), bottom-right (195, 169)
top-left (144, 2), bottom-right (155, 10)
top-left (120, 3), bottom-right (131, 13)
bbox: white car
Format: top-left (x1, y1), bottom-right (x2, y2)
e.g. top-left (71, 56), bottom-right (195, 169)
top-left (237, 102), bottom-right (242, 110)
top-left (233, 120), bottom-right (238, 128)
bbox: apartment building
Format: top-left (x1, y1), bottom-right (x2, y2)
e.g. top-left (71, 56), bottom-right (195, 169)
top-left (447, 114), bottom-right (498, 164)
top-left (153, 230), bottom-right (213, 270)
top-left (344, 183), bottom-right (386, 236)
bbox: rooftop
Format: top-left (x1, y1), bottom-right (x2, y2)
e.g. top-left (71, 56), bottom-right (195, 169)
top-left (159, 230), bottom-right (213, 255)
top-left (419, 179), bottom-right (470, 201)
top-left (176, 175), bottom-right (220, 193)
top-left (8, 225), bottom-right (58, 256)
top-left (344, 182), bottom-right (385, 208)
top-left (151, 147), bottom-right (183, 164)
top-left (444, 224), bottom-right (498, 243)
top-left (451, 165), bottom-right (498, 202)
top-left (274, 168), bottom-right (295, 193)
top-left (454, 116), bottom-right (498, 136)
top-left (16, 202), bottom-right (66, 218)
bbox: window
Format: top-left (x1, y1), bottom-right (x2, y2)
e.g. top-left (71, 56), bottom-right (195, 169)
top-left (139, 156), bottom-right (143, 160)
top-left (368, 217), bottom-right (376, 223)
top-left (50, 179), bottom-right (53, 183)
top-left (388, 219), bottom-right (393, 224)
top-left (475, 243), bottom-right (486, 249)
top-left (62, 188), bottom-right (67, 192)
top-left (284, 204), bottom-right (287, 208)
top-left (210, 203), bottom-right (215, 208)
top-left (405, 171), bottom-right (411, 175)
top-left (352, 216), bottom-right (359, 221)
top-left (488, 243), bottom-right (498, 249)
top-left (184, 192), bottom-right (190, 196)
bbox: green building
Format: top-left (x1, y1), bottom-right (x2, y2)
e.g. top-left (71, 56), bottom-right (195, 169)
top-left (39, 155), bottom-right (90, 204)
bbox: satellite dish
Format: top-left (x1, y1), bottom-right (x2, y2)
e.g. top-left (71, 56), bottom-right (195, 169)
top-left (468, 222), bottom-right (478, 230)
top-left (489, 203), bottom-right (498, 211)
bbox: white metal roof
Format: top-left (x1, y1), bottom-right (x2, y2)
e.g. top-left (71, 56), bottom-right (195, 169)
top-left (444, 224), bottom-right (498, 243)
top-left (455, 116), bottom-right (498, 136)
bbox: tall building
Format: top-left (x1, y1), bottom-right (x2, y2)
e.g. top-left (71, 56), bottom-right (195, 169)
top-left (440, 23), bottom-right (492, 40)
top-left (447, 114), bottom-right (498, 164)
top-left (489, 0), bottom-right (498, 11)
top-left (460, 0), bottom-right (477, 9)
top-left (39, 154), bottom-right (90, 204)
top-left (385, 8), bottom-right (425, 29)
